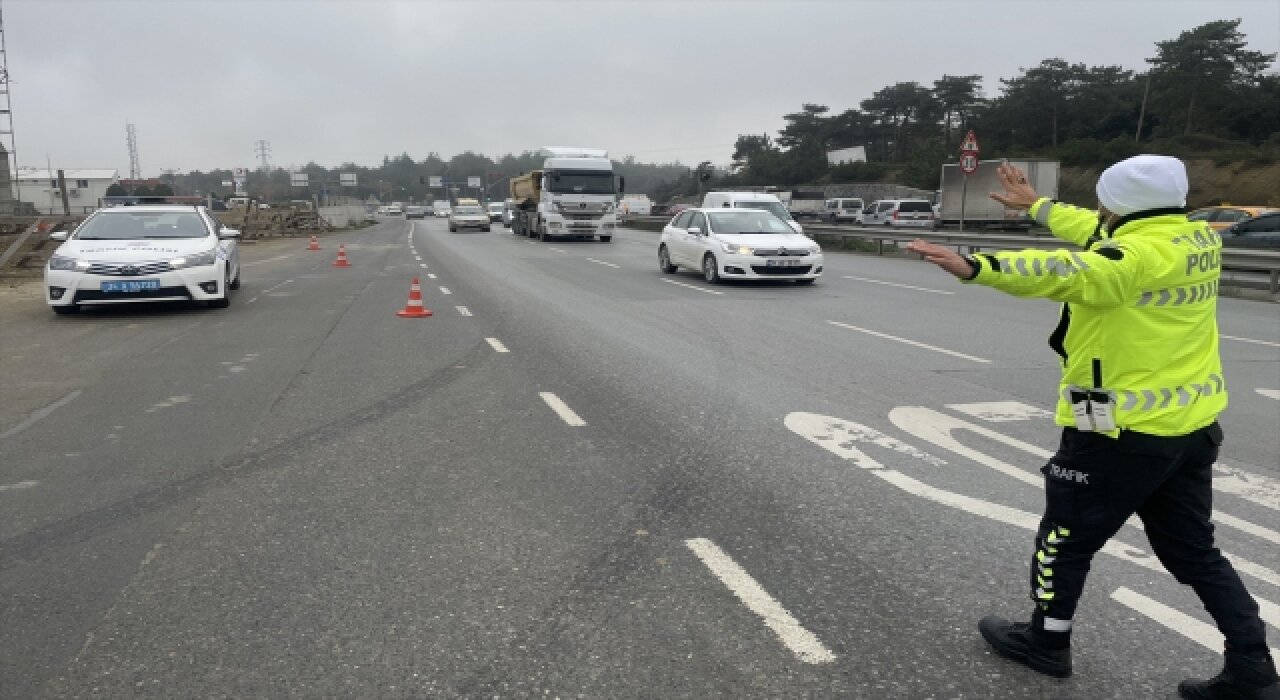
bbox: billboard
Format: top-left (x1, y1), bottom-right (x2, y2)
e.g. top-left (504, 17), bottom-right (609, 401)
top-left (290, 173), bottom-right (309, 187)
top-left (467, 176), bottom-right (481, 188)
top-left (340, 172), bottom-right (357, 187)
top-left (429, 175), bottom-right (443, 188)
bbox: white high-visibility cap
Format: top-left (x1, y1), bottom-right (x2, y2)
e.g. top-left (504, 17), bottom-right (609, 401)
top-left (1096, 154), bottom-right (1188, 217)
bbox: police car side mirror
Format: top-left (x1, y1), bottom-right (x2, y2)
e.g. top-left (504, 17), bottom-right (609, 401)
top-left (687, 227), bottom-right (703, 236)
top-left (50, 231), bottom-right (69, 241)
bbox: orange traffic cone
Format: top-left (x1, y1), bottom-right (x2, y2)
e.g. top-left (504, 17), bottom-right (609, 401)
top-left (333, 244), bottom-right (352, 268)
top-left (396, 277), bottom-right (433, 318)
top-left (307, 235), bottom-right (321, 251)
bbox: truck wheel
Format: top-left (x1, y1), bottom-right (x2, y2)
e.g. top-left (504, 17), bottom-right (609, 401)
top-left (449, 225), bottom-right (457, 233)
top-left (484, 227), bottom-right (491, 232)
top-left (599, 236), bottom-right (612, 243)
top-left (539, 225), bottom-right (550, 242)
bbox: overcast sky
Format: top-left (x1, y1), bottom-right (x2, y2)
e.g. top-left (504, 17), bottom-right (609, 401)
top-left (6, 0), bottom-right (1278, 176)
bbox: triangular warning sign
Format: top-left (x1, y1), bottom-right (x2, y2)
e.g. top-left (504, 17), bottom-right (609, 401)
top-left (960, 130), bottom-right (980, 153)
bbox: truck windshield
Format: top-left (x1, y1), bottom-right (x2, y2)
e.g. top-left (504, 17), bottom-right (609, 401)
top-left (547, 170), bottom-right (615, 195)
top-left (734, 201), bottom-right (793, 221)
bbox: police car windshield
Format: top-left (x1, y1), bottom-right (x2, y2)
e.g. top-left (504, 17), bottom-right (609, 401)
top-left (734, 201), bottom-right (793, 221)
top-left (708, 211), bottom-right (796, 234)
top-left (76, 212), bottom-right (209, 240)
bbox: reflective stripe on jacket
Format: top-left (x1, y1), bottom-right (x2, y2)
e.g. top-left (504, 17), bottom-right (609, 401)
top-left (965, 198), bottom-right (1227, 437)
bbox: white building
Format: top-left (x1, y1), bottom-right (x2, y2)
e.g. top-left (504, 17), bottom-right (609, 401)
top-left (12, 167), bottom-right (120, 215)
top-left (826, 146), bottom-right (868, 166)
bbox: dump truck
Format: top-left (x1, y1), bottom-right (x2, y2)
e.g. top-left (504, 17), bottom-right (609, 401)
top-left (509, 147), bottom-right (621, 242)
top-left (938, 159), bottom-right (1060, 229)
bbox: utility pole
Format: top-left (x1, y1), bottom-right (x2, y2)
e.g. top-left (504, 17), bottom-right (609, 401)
top-left (254, 140), bottom-right (271, 171)
top-left (0, 0), bottom-right (22, 212)
top-left (126, 123), bottom-right (140, 179)
top-left (1135, 71), bottom-right (1152, 142)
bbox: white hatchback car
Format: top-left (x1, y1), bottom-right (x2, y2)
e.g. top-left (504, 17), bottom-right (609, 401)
top-left (45, 205), bottom-right (241, 314)
top-left (658, 208), bottom-right (823, 284)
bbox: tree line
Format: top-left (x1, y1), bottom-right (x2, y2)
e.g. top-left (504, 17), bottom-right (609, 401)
top-left (713, 18), bottom-right (1278, 195)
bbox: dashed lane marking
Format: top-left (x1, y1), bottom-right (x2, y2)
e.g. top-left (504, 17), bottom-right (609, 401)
top-left (1, 390), bottom-right (82, 440)
top-left (0, 480), bottom-right (38, 492)
top-left (660, 278), bottom-right (724, 296)
top-left (685, 538), bottom-right (836, 664)
top-left (586, 258), bottom-right (621, 269)
top-left (1222, 335), bottom-right (1280, 348)
top-left (827, 320), bottom-right (990, 363)
top-left (842, 275), bottom-right (954, 295)
top-left (439, 287), bottom-right (452, 295)
top-left (485, 338), bottom-right (509, 353)
top-left (456, 306), bottom-right (472, 316)
top-left (427, 273), bottom-right (437, 279)
top-left (539, 392), bottom-right (586, 427)
top-left (548, 247), bottom-right (567, 253)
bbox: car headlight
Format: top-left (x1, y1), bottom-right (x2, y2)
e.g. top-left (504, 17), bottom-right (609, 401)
top-left (169, 249), bottom-right (217, 269)
top-left (721, 242), bottom-right (752, 255)
top-left (48, 255), bottom-right (89, 271)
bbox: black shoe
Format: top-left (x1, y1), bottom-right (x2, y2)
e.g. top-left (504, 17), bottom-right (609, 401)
top-left (979, 615), bottom-right (1072, 678)
top-left (1179, 651), bottom-right (1280, 699)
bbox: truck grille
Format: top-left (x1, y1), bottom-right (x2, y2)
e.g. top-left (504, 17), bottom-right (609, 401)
top-left (87, 261), bottom-right (173, 276)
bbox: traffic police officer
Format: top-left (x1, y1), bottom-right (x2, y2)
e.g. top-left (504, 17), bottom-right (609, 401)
top-left (907, 155), bottom-right (1277, 699)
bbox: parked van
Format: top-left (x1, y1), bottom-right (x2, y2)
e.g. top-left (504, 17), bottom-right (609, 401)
top-left (862, 199), bottom-right (936, 228)
top-left (701, 191), bottom-right (803, 234)
top-left (824, 197), bottom-right (865, 224)
top-left (618, 194), bottom-right (653, 217)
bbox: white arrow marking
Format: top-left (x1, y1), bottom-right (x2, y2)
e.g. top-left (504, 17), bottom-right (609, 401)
top-left (946, 401), bottom-right (1053, 423)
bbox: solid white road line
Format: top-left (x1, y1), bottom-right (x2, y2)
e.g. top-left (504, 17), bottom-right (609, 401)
top-left (1258, 389), bottom-right (1280, 401)
top-left (241, 254), bottom-right (294, 268)
top-left (548, 247), bottom-right (567, 253)
top-left (685, 538), bottom-right (836, 664)
top-left (1222, 334), bottom-right (1280, 348)
top-left (539, 392), bottom-right (586, 427)
top-left (485, 338), bottom-right (509, 353)
top-left (427, 273), bottom-right (437, 279)
top-left (827, 320), bottom-right (991, 363)
top-left (455, 306), bottom-right (472, 316)
top-left (946, 401), bottom-right (1052, 422)
top-left (1111, 588), bottom-right (1221, 652)
top-left (1, 390), bottom-right (83, 440)
top-left (439, 287), bottom-right (452, 295)
top-left (661, 278), bottom-right (724, 295)
top-left (586, 258), bottom-right (621, 269)
top-left (0, 480), bottom-right (38, 492)
top-left (842, 275), bottom-right (954, 295)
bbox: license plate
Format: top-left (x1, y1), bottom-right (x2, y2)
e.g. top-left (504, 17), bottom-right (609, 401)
top-left (766, 259), bottom-right (803, 267)
top-left (101, 279), bottom-right (160, 292)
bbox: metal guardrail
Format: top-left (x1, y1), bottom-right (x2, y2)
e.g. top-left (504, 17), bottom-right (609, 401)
top-left (621, 217), bottom-right (1279, 294)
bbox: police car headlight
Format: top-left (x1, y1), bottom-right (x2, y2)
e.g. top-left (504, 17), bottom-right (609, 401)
top-left (721, 242), bottom-right (752, 255)
top-left (49, 255), bottom-right (90, 271)
top-left (169, 249), bottom-right (217, 269)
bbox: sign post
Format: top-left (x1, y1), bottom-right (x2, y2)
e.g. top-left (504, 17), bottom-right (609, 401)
top-left (959, 130), bottom-right (979, 233)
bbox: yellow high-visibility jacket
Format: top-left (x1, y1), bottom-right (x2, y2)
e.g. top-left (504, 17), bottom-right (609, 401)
top-left (965, 198), bottom-right (1227, 437)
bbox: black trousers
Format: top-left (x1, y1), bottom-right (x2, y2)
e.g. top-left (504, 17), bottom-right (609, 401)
top-left (1029, 422), bottom-right (1270, 653)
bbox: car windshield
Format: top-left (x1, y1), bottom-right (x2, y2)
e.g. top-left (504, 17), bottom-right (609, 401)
top-left (76, 211), bottom-right (209, 240)
top-left (708, 211), bottom-right (796, 235)
top-left (899, 201), bottom-right (933, 213)
top-left (734, 201), bottom-right (793, 221)
top-left (456, 206), bottom-right (483, 214)
top-left (546, 170), bottom-right (615, 195)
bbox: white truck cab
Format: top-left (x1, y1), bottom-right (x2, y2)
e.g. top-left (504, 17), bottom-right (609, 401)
top-left (701, 191), bottom-right (803, 234)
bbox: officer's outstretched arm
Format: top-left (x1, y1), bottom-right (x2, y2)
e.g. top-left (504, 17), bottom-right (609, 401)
top-left (966, 243), bottom-right (1140, 307)
top-left (1029, 198), bottom-right (1100, 248)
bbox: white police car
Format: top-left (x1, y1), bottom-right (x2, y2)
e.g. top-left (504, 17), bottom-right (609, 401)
top-left (45, 205), bottom-right (241, 314)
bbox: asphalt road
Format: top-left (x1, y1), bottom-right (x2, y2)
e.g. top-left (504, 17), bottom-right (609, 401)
top-left (1, 217), bottom-right (1277, 698)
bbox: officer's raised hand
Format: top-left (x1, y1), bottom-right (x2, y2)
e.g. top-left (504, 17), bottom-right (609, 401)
top-left (906, 240), bottom-right (975, 279)
top-left (990, 162), bottom-right (1040, 210)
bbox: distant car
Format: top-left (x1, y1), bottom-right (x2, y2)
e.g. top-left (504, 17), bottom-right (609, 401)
top-left (449, 205), bottom-right (491, 232)
top-left (404, 205), bottom-right (428, 219)
top-left (1188, 206), bottom-right (1277, 232)
top-left (433, 204), bottom-right (451, 218)
top-left (384, 205), bottom-right (403, 216)
top-left (824, 197), bottom-right (864, 224)
top-left (1221, 211), bottom-right (1280, 248)
top-left (862, 199), bottom-right (936, 228)
top-left (45, 205), bottom-right (241, 314)
top-left (486, 202), bottom-right (505, 222)
top-left (658, 207), bottom-right (822, 285)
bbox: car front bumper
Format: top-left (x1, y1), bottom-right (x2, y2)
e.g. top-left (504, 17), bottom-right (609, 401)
top-left (46, 263), bottom-right (229, 306)
top-left (716, 253), bottom-right (824, 280)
